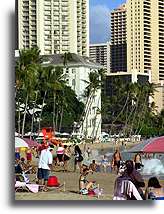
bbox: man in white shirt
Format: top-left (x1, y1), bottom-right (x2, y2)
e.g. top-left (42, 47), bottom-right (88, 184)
top-left (37, 147), bottom-right (54, 191)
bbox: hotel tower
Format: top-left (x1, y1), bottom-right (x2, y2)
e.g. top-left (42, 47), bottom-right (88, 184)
top-left (16, 0), bottom-right (89, 56)
top-left (127, 0), bottom-right (164, 83)
top-left (108, 0), bottom-right (164, 111)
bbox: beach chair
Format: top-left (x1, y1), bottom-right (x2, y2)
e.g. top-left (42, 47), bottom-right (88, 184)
top-left (15, 180), bottom-right (40, 193)
top-left (113, 179), bottom-right (143, 200)
top-left (15, 169), bottom-right (40, 193)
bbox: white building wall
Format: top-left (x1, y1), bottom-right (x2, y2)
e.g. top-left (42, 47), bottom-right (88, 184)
top-left (64, 66), bottom-right (101, 138)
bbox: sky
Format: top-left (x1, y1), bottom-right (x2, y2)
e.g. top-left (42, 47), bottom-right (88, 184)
top-left (89, 0), bottom-right (126, 44)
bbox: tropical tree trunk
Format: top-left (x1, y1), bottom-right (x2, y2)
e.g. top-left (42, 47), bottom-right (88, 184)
top-left (18, 98), bottom-right (21, 137)
top-left (30, 91), bottom-right (38, 139)
top-left (55, 107), bottom-right (59, 132)
top-left (128, 92), bottom-right (141, 136)
top-left (38, 90), bottom-right (47, 135)
top-left (53, 92), bottom-right (56, 132)
top-left (90, 95), bottom-right (101, 138)
top-left (134, 95), bottom-right (148, 135)
top-left (82, 91), bottom-right (94, 137)
top-left (59, 105), bottom-right (64, 133)
top-left (78, 92), bottom-right (92, 136)
top-left (110, 93), bottom-right (129, 136)
top-left (21, 93), bottom-right (29, 137)
top-left (95, 117), bottom-right (101, 140)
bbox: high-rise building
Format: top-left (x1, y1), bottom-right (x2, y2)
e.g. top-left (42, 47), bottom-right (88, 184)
top-left (16, 0), bottom-right (89, 56)
top-left (127, 0), bottom-right (164, 83)
top-left (110, 4), bottom-right (127, 73)
top-left (89, 42), bottom-right (110, 73)
top-left (109, 1), bottom-right (164, 111)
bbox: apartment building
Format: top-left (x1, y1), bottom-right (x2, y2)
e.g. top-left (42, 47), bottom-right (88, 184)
top-left (89, 42), bottom-right (110, 73)
top-left (16, 0), bottom-right (89, 56)
top-left (127, 0), bottom-right (164, 83)
top-left (110, 3), bottom-right (127, 73)
top-left (108, 1), bottom-right (164, 111)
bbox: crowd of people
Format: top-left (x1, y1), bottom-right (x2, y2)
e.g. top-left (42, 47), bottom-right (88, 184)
top-left (15, 141), bottom-right (164, 200)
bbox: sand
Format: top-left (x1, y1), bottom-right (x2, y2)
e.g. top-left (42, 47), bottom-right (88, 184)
top-left (15, 142), bottom-right (164, 201)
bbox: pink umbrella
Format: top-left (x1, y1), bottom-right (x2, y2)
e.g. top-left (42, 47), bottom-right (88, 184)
top-left (128, 136), bottom-right (164, 153)
top-left (23, 138), bottom-right (39, 148)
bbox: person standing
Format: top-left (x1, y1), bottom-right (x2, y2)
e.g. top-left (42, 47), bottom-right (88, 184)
top-left (74, 145), bottom-right (83, 172)
top-left (111, 149), bottom-right (122, 173)
top-left (37, 146), bottom-right (54, 191)
top-left (56, 143), bottom-right (64, 165)
top-left (86, 147), bottom-right (91, 159)
top-left (63, 145), bottom-right (71, 172)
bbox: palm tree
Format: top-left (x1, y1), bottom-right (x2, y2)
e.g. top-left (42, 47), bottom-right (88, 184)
top-left (79, 71), bottom-right (101, 137)
top-left (37, 65), bottom-right (54, 134)
top-left (48, 66), bottom-right (66, 132)
top-left (15, 47), bottom-right (44, 137)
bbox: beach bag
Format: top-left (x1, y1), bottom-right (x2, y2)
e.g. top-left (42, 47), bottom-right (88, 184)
top-left (47, 176), bottom-right (60, 187)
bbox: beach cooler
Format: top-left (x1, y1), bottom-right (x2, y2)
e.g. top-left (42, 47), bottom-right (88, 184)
top-left (47, 176), bottom-right (60, 187)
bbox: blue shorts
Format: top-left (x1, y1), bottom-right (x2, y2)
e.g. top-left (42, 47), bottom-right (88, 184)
top-left (37, 168), bottom-right (50, 181)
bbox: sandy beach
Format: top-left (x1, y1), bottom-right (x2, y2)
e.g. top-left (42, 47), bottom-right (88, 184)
top-left (15, 142), bottom-right (164, 200)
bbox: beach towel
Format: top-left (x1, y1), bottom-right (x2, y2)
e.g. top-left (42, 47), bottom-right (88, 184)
top-left (15, 181), bottom-right (39, 193)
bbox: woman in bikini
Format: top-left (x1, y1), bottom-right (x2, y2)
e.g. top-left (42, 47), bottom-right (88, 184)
top-left (79, 168), bottom-right (94, 195)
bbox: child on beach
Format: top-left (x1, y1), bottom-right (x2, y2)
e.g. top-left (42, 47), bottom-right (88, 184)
top-left (79, 168), bottom-right (95, 195)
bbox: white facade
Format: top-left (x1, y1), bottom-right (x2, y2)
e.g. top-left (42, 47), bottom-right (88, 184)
top-left (64, 66), bottom-right (101, 139)
top-left (17, 0), bottom-right (89, 56)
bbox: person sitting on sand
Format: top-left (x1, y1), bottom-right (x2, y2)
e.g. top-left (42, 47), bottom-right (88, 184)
top-left (89, 160), bottom-right (98, 173)
top-left (113, 160), bottom-right (145, 200)
top-left (15, 158), bottom-right (23, 174)
top-left (79, 168), bottom-right (95, 195)
top-left (101, 155), bottom-right (110, 173)
top-left (26, 149), bottom-right (32, 165)
top-left (145, 177), bottom-right (164, 200)
top-left (124, 160), bottom-right (145, 199)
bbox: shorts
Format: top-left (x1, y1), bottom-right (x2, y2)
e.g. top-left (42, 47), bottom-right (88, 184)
top-left (114, 160), bottom-right (120, 168)
top-left (64, 155), bottom-right (70, 161)
top-left (57, 154), bottom-right (63, 162)
top-left (75, 156), bottom-right (83, 164)
top-left (37, 168), bottom-right (49, 181)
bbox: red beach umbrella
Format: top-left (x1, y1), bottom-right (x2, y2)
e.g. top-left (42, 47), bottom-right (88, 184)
top-left (23, 138), bottom-right (39, 148)
top-left (127, 136), bottom-right (164, 153)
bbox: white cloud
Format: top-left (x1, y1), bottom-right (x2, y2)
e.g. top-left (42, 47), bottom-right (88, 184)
top-left (89, 4), bottom-right (110, 44)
